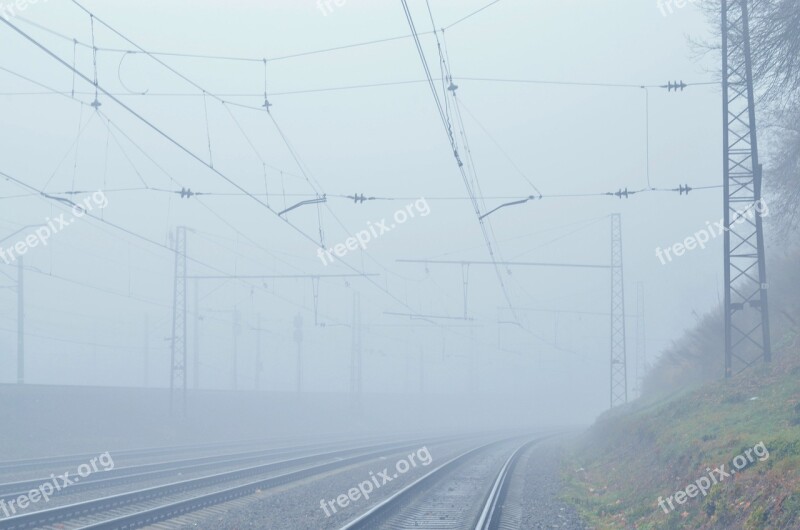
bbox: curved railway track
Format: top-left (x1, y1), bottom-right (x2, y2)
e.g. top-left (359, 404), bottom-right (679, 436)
top-left (338, 434), bottom-right (555, 530)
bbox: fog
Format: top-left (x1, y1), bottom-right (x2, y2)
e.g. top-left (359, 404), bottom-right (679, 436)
top-left (1, 0), bottom-right (723, 428)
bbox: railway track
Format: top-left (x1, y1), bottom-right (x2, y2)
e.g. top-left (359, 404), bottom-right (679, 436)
top-left (337, 434), bottom-right (554, 530)
top-left (0, 435), bottom-right (464, 530)
top-left (0, 438), bottom-right (279, 475)
top-left (0, 435), bottom-right (391, 505)
top-left (474, 438), bottom-right (541, 530)
top-left (0, 433), bottom-right (390, 477)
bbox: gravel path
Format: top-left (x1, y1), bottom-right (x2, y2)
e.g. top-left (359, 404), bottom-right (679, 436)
top-left (514, 437), bottom-right (591, 530)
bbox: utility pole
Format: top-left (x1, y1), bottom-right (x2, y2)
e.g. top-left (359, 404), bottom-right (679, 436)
top-left (635, 282), bottom-right (646, 397)
top-left (143, 315), bottom-right (149, 387)
top-left (16, 256), bottom-right (24, 384)
top-left (722, 0), bottom-right (771, 377)
top-left (350, 292), bottom-right (362, 398)
top-left (419, 348), bottom-right (425, 394)
top-left (232, 307), bottom-right (240, 390)
top-left (170, 226), bottom-right (188, 416)
top-left (193, 279), bottom-right (200, 390)
top-left (293, 313), bottom-right (303, 393)
top-left (0, 225), bottom-right (38, 384)
top-left (610, 214), bottom-right (628, 408)
top-left (255, 313), bottom-right (262, 391)
top-left (469, 324), bottom-right (477, 393)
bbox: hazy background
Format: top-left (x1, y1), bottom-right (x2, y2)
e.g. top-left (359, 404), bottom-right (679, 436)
top-left (0, 0), bottom-right (731, 425)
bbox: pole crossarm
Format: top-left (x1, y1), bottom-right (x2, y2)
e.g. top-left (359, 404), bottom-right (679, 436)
top-left (186, 273), bottom-right (379, 279)
top-left (397, 259), bottom-right (611, 269)
top-left (384, 311), bottom-right (476, 322)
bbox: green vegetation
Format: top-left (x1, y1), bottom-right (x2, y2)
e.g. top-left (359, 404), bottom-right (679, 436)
top-left (564, 350), bottom-right (800, 529)
top-left (563, 3), bottom-right (800, 527)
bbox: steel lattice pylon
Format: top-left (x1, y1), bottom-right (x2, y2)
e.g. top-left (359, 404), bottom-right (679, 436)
top-left (722, 0), bottom-right (771, 378)
top-left (610, 214), bottom-right (627, 408)
top-left (170, 226), bottom-right (188, 415)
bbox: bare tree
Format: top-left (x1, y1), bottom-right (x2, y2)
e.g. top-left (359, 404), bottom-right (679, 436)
top-left (764, 99), bottom-right (800, 236)
top-left (698, 0), bottom-right (800, 234)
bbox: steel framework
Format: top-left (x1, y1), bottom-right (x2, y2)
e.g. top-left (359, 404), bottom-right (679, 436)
top-left (722, 0), bottom-right (771, 377)
top-left (170, 226), bottom-right (188, 415)
top-left (610, 214), bottom-right (627, 408)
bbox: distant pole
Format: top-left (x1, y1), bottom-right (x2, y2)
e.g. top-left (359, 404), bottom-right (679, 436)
top-left (232, 307), bottom-right (240, 390)
top-left (193, 279), bottom-right (200, 390)
top-left (635, 282), bottom-right (646, 396)
top-left (143, 314), bottom-right (149, 387)
top-left (0, 225), bottom-right (39, 384)
top-left (16, 256), bottom-right (24, 384)
top-left (405, 350), bottom-right (411, 393)
top-left (350, 292), bottom-right (362, 397)
top-left (293, 313), bottom-right (303, 393)
top-left (469, 325), bottom-right (476, 393)
top-left (419, 348), bottom-right (425, 394)
top-left (255, 313), bottom-right (262, 391)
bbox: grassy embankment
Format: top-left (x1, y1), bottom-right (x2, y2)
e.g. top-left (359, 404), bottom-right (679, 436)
top-left (565, 344), bottom-right (800, 529)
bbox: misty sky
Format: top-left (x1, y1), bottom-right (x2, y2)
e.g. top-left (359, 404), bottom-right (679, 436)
top-left (0, 0), bottom-right (738, 422)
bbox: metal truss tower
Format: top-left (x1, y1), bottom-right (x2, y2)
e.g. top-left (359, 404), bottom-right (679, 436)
top-left (722, 0), bottom-right (771, 377)
top-left (610, 214), bottom-right (627, 408)
top-left (170, 226), bottom-right (188, 416)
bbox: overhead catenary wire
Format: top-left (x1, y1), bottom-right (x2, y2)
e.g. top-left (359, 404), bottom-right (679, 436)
top-left (0, 76), bottom-right (718, 99)
top-left (0, 2), bottom-right (724, 364)
top-left (0, 167), bottom-right (385, 338)
top-left (2, 10), bottom-right (521, 353)
top-left (1, 9), bottom-right (356, 287)
top-left (401, 0), bottom-right (522, 327)
top-left (10, 184), bottom-right (724, 202)
top-left (13, 0), bottom-right (504, 65)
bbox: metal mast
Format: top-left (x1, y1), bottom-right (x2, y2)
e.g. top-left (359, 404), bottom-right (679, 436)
top-left (635, 282), bottom-right (646, 397)
top-left (255, 313), bottom-right (263, 391)
top-left (16, 257), bottom-right (24, 384)
top-left (350, 291), bottom-right (362, 398)
top-left (610, 214), bottom-right (627, 408)
top-left (293, 313), bottom-right (303, 393)
top-left (192, 279), bottom-right (200, 390)
top-left (170, 226), bottom-right (188, 415)
top-left (722, 0), bottom-right (771, 378)
top-left (232, 307), bottom-right (241, 390)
